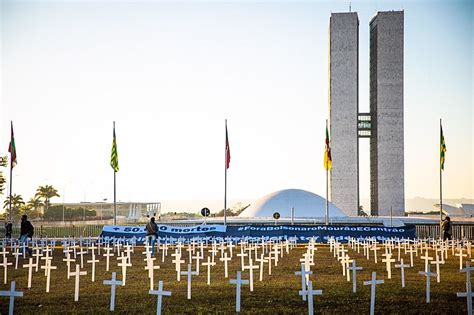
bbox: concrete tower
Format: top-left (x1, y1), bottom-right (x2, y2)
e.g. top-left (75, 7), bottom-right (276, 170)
top-left (369, 11), bottom-right (405, 216)
top-left (329, 12), bottom-right (359, 216)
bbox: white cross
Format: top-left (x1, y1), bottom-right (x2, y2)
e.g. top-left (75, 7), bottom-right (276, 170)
top-left (117, 253), bottom-right (131, 286)
top-left (242, 258), bottom-right (259, 292)
top-left (0, 281), bottom-right (23, 315)
top-left (347, 260), bottom-right (363, 293)
top-left (11, 246), bottom-right (21, 270)
top-left (103, 272), bottom-right (123, 311)
top-left (144, 256), bottom-right (160, 290)
top-left (256, 253), bottom-right (268, 282)
top-left (180, 263), bottom-right (198, 300)
top-left (237, 251), bottom-right (248, 269)
top-left (70, 264), bottom-right (87, 301)
top-left (33, 248), bottom-right (42, 272)
top-left (229, 271), bottom-right (249, 312)
top-left (149, 280), bottom-right (172, 315)
top-left (1, 256), bottom-right (13, 284)
top-left (382, 253), bottom-right (396, 279)
top-left (77, 247), bottom-right (86, 268)
top-left (23, 258), bottom-right (35, 288)
top-left (295, 263), bottom-right (313, 300)
top-left (40, 260), bottom-right (57, 293)
top-left (220, 252), bottom-right (231, 278)
top-left (372, 245), bottom-right (379, 264)
top-left (419, 264), bottom-right (437, 303)
top-left (430, 254), bottom-right (444, 283)
top-left (202, 256), bottom-right (216, 285)
top-left (406, 246), bottom-right (416, 267)
top-left (421, 249), bottom-right (433, 273)
top-left (87, 254), bottom-right (99, 282)
top-left (363, 272), bottom-right (384, 315)
top-left (395, 258), bottom-right (410, 288)
top-left (103, 246), bottom-right (114, 272)
top-left (456, 248), bottom-right (468, 270)
top-left (192, 251), bottom-right (202, 275)
top-left (172, 253), bottom-right (184, 281)
top-left (458, 261), bottom-right (474, 315)
top-left (340, 254), bottom-right (352, 280)
top-left (209, 247), bottom-right (218, 264)
top-left (299, 280), bottom-right (322, 315)
top-left (63, 253), bottom-right (75, 279)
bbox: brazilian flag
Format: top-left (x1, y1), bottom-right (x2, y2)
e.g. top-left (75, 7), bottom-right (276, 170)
top-left (110, 124), bottom-right (119, 172)
top-left (440, 125), bottom-right (446, 170)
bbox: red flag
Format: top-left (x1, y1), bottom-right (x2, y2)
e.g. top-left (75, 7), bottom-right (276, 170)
top-left (226, 125), bottom-right (231, 169)
top-left (8, 122), bottom-right (17, 168)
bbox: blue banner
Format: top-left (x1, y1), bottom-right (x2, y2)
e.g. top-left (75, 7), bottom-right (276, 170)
top-left (100, 224), bottom-right (416, 243)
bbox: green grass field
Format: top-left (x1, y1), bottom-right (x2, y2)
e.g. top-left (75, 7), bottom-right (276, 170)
top-left (0, 244), bottom-right (470, 314)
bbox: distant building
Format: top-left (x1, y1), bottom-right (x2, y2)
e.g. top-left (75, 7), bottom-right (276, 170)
top-left (238, 189), bottom-right (348, 218)
top-left (369, 11), bottom-right (405, 217)
top-left (329, 12), bottom-right (360, 216)
top-left (433, 203), bottom-right (474, 217)
top-left (51, 201), bottom-right (161, 220)
top-left (328, 10), bottom-right (405, 217)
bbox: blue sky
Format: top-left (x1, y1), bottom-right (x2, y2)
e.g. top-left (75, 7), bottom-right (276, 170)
top-left (0, 0), bottom-right (472, 212)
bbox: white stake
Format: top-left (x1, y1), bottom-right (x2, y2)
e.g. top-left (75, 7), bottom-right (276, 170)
top-left (22, 258), bottom-right (35, 289)
top-left (87, 254), bottom-right (99, 282)
top-left (419, 264), bottom-right (437, 303)
top-left (395, 258), bottom-right (410, 288)
top-left (202, 256), bottom-right (216, 285)
top-left (229, 271), bottom-right (249, 312)
top-left (220, 252), bottom-right (231, 278)
top-left (298, 280), bottom-right (322, 315)
top-left (180, 264), bottom-right (198, 300)
top-left (70, 264), bottom-right (87, 302)
top-left (0, 281), bottom-right (23, 315)
top-left (103, 272), bottom-right (123, 311)
top-left (458, 261), bottom-right (474, 315)
top-left (347, 260), bottom-right (363, 293)
top-left (40, 260), bottom-right (57, 293)
top-left (363, 272), bottom-right (384, 315)
top-left (149, 280), bottom-right (172, 315)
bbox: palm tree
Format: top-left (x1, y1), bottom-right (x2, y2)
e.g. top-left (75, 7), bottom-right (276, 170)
top-left (28, 196), bottom-right (45, 211)
top-left (35, 185), bottom-right (60, 211)
top-left (27, 196), bottom-right (45, 218)
top-left (3, 193), bottom-right (25, 220)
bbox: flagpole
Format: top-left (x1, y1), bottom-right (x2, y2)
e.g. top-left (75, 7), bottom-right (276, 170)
top-left (9, 121), bottom-right (13, 222)
top-left (439, 118), bottom-right (443, 238)
top-left (325, 119), bottom-right (329, 226)
top-left (224, 119), bottom-right (227, 226)
top-left (113, 121), bottom-right (117, 226)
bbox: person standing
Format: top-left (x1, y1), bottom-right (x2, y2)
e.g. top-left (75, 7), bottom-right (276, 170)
top-left (5, 220), bottom-right (12, 238)
top-left (145, 217), bottom-right (158, 256)
top-left (19, 215), bottom-right (34, 255)
top-left (442, 216), bottom-right (453, 240)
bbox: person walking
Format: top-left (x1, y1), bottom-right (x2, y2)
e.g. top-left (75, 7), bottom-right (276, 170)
top-left (145, 217), bottom-right (158, 256)
top-left (5, 220), bottom-right (12, 238)
top-left (19, 215), bottom-right (34, 255)
top-left (442, 216), bottom-right (453, 240)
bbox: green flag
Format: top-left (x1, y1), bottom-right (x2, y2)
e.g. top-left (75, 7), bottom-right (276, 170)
top-left (440, 124), bottom-right (446, 170)
top-left (110, 124), bottom-right (119, 172)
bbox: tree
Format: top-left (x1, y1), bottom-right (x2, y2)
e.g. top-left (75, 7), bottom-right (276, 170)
top-left (35, 185), bottom-right (60, 211)
top-left (27, 196), bottom-right (45, 219)
top-left (3, 193), bottom-right (25, 220)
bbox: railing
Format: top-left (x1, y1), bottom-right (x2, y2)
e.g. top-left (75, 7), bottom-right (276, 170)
top-left (0, 225), bottom-right (105, 238)
top-left (1, 223), bottom-right (474, 239)
top-left (415, 224), bottom-right (474, 240)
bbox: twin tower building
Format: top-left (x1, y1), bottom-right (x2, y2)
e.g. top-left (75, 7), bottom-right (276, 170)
top-left (329, 11), bottom-right (404, 217)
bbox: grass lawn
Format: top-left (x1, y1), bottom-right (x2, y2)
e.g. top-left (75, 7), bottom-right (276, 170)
top-left (0, 243), bottom-right (469, 314)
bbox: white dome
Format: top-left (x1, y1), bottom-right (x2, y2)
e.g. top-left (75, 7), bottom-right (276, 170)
top-left (239, 188), bottom-right (348, 218)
